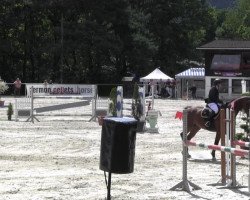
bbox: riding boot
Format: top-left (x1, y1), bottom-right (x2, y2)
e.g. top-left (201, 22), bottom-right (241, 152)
top-left (205, 111), bottom-right (215, 128)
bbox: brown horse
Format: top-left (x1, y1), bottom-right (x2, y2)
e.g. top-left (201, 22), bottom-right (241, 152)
top-left (181, 96), bottom-right (250, 160)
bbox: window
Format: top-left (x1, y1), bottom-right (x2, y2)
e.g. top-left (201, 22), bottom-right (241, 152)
top-left (194, 80), bottom-right (204, 89)
top-left (232, 80), bottom-right (242, 94)
top-left (211, 54), bottom-right (241, 71)
top-left (242, 52), bottom-right (250, 69)
top-left (211, 78), bottom-right (228, 93)
top-left (232, 79), bottom-right (250, 94)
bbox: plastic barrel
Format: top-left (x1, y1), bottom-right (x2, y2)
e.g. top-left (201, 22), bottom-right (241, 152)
top-left (100, 117), bottom-right (137, 174)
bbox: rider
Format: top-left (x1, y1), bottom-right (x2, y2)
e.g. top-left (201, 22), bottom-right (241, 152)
top-left (205, 78), bottom-right (223, 128)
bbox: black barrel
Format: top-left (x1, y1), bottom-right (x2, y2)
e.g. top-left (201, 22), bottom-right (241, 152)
top-left (100, 117), bottom-right (137, 174)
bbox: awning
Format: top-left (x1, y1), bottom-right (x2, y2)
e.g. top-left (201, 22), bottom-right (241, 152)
top-left (175, 68), bottom-right (205, 78)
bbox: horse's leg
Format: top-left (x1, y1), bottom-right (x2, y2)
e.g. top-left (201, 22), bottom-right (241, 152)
top-left (186, 125), bottom-right (201, 158)
top-left (187, 125), bottom-right (200, 140)
top-left (211, 131), bottom-right (221, 160)
top-left (180, 125), bottom-right (200, 158)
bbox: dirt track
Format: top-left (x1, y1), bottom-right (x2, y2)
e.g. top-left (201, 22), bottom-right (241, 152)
top-left (0, 97), bottom-right (249, 200)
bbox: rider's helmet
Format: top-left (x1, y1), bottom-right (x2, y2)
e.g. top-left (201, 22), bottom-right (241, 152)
top-left (213, 78), bottom-right (222, 86)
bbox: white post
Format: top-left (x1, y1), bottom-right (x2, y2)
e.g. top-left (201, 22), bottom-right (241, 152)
top-left (139, 86), bottom-right (145, 121)
top-left (241, 79), bottom-right (246, 94)
top-left (30, 86), bottom-right (34, 123)
top-left (151, 84), bottom-right (154, 109)
top-left (225, 108), bottom-right (231, 186)
top-left (116, 86), bottom-right (123, 117)
top-left (26, 86), bottom-right (39, 123)
top-left (92, 85), bottom-right (97, 119)
top-left (170, 109), bottom-right (201, 191)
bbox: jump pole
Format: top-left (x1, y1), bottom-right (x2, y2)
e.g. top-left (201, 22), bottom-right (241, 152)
top-left (116, 85), bottom-right (146, 119)
top-left (170, 109), bottom-right (201, 192)
top-left (228, 108), bottom-right (237, 188)
top-left (26, 86), bottom-right (39, 123)
top-left (186, 141), bottom-right (249, 158)
top-left (220, 109), bottom-right (226, 184)
top-left (220, 108), bottom-right (237, 187)
top-left (233, 140), bottom-right (250, 147)
top-left (89, 85), bottom-right (98, 122)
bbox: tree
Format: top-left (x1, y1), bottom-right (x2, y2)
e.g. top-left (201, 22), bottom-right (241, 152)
top-left (138, 0), bottom-right (213, 76)
top-left (0, 0), bottom-right (217, 85)
top-left (216, 0), bottom-right (250, 39)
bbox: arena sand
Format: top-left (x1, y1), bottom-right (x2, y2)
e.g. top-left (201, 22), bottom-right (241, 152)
top-left (0, 97), bottom-right (249, 200)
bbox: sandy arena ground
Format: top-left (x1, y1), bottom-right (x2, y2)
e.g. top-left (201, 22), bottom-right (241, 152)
top-left (0, 96), bottom-right (249, 200)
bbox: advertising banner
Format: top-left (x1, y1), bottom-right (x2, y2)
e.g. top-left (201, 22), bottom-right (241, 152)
top-left (26, 84), bottom-right (96, 97)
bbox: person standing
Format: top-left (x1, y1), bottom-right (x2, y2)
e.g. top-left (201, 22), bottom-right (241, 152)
top-left (13, 78), bottom-right (22, 96)
top-left (44, 80), bottom-right (48, 87)
top-left (205, 79), bottom-right (223, 127)
top-left (189, 84), bottom-right (197, 99)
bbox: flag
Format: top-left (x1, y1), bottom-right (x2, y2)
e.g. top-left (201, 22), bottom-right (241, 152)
top-left (175, 111), bottom-right (183, 120)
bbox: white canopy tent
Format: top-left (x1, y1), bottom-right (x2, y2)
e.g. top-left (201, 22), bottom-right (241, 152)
top-left (140, 68), bottom-right (173, 82)
top-left (140, 68), bottom-right (173, 109)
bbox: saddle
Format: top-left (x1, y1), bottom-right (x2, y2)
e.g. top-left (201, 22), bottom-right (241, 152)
top-left (201, 106), bottom-right (217, 128)
top-left (201, 106), bottom-right (219, 119)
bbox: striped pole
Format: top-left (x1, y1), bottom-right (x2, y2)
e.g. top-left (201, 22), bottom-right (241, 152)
top-left (116, 86), bottom-right (123, 117)
top-left (116, 85), bottom-right (146, 120)
top-left (186, 141), bottom-right (249, 158)
top-left (233, 140), bottom-right (250, 148)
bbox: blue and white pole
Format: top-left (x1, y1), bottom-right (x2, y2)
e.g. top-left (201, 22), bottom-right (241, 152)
top-left (116, 86), bottom-right (123, 117)
top-left (139, 86), bottom-right (145, 121)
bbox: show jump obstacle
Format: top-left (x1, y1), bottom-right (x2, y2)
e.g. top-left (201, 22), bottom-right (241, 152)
top-left (171, 108), bottom-right (250, 193)
top-left (15, 84), bottom-right (146, 123)
top-left (15, 84), bottom-right (100, 122)
top-left (116, 86), bottom-right (146, 122)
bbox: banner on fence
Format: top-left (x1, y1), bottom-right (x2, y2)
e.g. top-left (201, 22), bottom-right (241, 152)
top-left (26, 84), bottom-right (96, 97)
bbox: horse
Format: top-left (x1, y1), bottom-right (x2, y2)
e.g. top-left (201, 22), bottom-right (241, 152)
top-left (181, 96), bottom-right (250, 160)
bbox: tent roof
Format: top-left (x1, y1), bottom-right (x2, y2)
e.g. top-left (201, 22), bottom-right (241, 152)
top-left (140, 68), bottom-right (173, 82)
top-left (175, 68), bottom-right (205, 78)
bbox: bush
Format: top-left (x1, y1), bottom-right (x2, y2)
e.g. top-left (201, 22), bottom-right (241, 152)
top-left (242, 92), bottom-right (250, 96)
top-left (0, 80), bottom-right (9, 95)
top-left (7, 103), bottom-right (13, 121)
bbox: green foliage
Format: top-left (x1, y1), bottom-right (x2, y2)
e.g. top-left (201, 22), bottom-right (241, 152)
top-left (234, 133), bottom-right (247, 141)
top-left (216, 0), bottom-right (250, 39)
top-left (0, 80), bottom-right (9, 95)
top-left (0, 0), bottom-right (218, 83)
top-left (235, 114), bottom-right (250, 141)
top-left (7, 103), bottom-right (13, 121)
top-left (108, 87), bottom-right (117, 116)
top-left (132, 83), bottom-right (143, 121)
top-left (143, 0), bottom-right (212, 72)
top-left (242, 92), bottom-right (250, 96)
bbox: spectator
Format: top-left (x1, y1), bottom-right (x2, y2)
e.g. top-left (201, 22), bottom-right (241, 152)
top-left (44, 80), bottom-right (48, 87)
top-left (189, 84), bottom-right (197, 99)
top-left (13, 78), bottom-right (22, 96)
